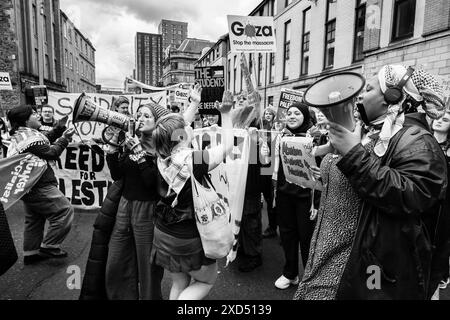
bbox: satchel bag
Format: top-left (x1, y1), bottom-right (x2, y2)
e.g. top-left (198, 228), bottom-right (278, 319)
top-left (0, 202), bottom-right (18, 276)
top-left (190, 166), bottom-right (233, 259)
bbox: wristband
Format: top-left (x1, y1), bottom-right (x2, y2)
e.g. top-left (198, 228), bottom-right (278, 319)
top-left (129, 150), bottom-right (146, 162)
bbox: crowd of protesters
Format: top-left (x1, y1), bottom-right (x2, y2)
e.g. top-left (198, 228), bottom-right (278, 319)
top-left (0, 64), bottom-right (449, 301)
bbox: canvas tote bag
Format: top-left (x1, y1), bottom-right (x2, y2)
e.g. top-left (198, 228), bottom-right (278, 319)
top-left (190, 166), bottom-right (233, 259)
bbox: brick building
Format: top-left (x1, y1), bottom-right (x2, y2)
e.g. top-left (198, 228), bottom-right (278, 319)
top-left (60, 10), bottom-right (96, 93)
top-left (158, 19), bottom-right (188, 52)
top-left (199, 0), bottom-right (450, 108)
top-left (162, 38), bottom-right (215, 86)
top-left (0, 0), bottom-right (66, 114)
top-left (135, 32), bottom-right (163, 87)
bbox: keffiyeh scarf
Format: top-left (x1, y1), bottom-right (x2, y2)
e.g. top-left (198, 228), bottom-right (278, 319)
top-left (157, 147), bottom-right (193, 207)
top-left (374, 65), bottom-right (446, 157)
top-left (7, 127), bottom-right (50, 157)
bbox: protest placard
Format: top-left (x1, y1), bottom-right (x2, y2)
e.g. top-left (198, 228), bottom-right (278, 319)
top-left (50, 143), bottom-right (112, 209)
top-left (0, 72), bottom-right (13, 91)
top-left (276, 88), bottom-right (304, 123)
top-left (227, 15), bottom-right (276, 53)
top-left (194, 66), bottom-right (224, 115)
top-left (280, 136), bottom-right (322, 191)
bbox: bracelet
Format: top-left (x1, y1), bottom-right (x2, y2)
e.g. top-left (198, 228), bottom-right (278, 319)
top-left (129, 150), bottom-right (146, 162)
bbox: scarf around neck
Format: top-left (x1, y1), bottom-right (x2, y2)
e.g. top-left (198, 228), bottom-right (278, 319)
top-left (7, 127), bottom-right (50, 157)
top-left (157, 147), bottom-right (193, 207)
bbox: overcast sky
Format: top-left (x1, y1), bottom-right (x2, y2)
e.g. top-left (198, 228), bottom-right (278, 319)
top-left (60, 0), bottom-right (262, 88)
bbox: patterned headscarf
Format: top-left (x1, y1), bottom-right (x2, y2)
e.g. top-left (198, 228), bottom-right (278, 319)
top-left (374, 65), bottom-right (446, 157)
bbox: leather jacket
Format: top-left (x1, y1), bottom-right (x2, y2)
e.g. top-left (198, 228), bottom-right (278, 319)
top-left (335, 114), bottom-right (448, 300)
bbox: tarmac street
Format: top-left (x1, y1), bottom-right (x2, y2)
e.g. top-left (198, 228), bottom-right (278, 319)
top-left (1, 201), bottom-right (449, 300)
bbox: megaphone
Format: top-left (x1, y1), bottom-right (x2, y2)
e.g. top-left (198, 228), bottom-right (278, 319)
top-left (303, 72), bottom-right (365, 131)
top-left (73, 92), bottom-right (133, 147)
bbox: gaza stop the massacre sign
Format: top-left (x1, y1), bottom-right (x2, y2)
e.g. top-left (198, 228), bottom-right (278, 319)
top-left (227, 15), bottom-right (276, 52)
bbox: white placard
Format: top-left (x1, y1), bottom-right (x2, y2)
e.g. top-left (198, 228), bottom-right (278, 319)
top-left (227, 15), bottom-right (276, 53)
top-left (0, 72), bottom-right (13, 91)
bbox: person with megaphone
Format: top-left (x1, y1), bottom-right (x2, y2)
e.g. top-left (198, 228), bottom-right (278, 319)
top-left (295, 65), bottom-right (448, 300)
top-left (100, 84), bottom-right (203, 300)
top-left (6, 105), bottom-right (75, 265)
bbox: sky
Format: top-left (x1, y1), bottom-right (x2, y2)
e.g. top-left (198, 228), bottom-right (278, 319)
top-left (60, 0), bottom-right (262, 88)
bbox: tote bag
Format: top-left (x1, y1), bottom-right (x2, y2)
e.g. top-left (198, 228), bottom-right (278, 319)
top-left (190, 167), bottom-right (233, 259)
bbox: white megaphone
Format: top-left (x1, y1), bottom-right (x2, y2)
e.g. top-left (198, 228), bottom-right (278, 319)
top-left (303, 72), bottom-right (365, 131)
top-left (73, 92), bottom-right (133, 146)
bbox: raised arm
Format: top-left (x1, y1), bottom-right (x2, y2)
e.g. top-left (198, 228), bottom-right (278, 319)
top-left (183, 84), bottom-right (202, 126)
top-left (205, 91), bottom-right (234, 172)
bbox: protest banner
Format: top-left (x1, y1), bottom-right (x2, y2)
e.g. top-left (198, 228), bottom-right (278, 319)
top-left (0, 72), bottom-right (13, 91)
top-left (50, 143), bottom-right (112, 209)
top-left (47, 90), bottom-right (166, 142)
top-left (194, 66), bottom-right (225, 115)
top-left (124, 76), bottom-right (187, 94)
top-left (228, 15), bottom-right (276, 53)
top-left (276, 88), bottom-right (304, 123)
top-left (280, 136), bottom-right (322, 191)
top-left (0, 153), bottom-right (47, 210)
top-left (192, 127), bottom-right (250, 264)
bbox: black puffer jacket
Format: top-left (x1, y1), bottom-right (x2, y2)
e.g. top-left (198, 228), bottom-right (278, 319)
top-left (79, 179), bottom-right (123, 300)
top-left (335, 114), bottom-right (448, 300)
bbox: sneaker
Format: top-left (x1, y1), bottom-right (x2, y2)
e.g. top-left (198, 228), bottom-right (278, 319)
top-left (274, 275), bottom-right (299, 289)
top-left (439, 278), bottom-right (450, 290)
top-left (262, 227), bottom-right (277, 238)
top-left (24, 254), bottom-right (50, 265)
top-left (39, 247), bottom-right (68, 258)
top-left (238, 255), bottom-right (262, 273)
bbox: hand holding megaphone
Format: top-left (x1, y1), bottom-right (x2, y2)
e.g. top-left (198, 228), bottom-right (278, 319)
top-left (63, 127), bottom-right (76, 141)
top-left (327, 121), bottom-right (363, 156)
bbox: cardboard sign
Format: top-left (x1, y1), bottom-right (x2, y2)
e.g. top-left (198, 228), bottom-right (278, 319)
top-left (440, 75), bottom-right (450, 109)
top-left (280, 136), bottom-right (322, 191)
top-left (47, 91), bottom-right (166, 142)
top-left (0, 72), bottom-right (13, 91)
top-left (194, 66), bottom-right (224, 115)
top-left (228, 15), bottom-right (276, 53)
top-left (51, 143), bottom-right (112, 209)
top-left (276, 88), bottom-right (304, 123)
top-left (0, 153), bottom-right (47, 210)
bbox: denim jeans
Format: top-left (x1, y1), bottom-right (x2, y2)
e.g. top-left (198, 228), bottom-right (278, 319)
top-left (105, 196), bottom-right (164, 300)
top-left (21, 184), bottom-right (74, 255)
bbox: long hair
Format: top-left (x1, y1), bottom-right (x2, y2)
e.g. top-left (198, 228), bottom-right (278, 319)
top-left (152, 114), bottom-right (186, 159)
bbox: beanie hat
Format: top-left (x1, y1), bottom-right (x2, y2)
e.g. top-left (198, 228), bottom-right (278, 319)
top-left (138, 102), bottom-right (170, 121)
top-left (7, 105), bottom-right (35, 130)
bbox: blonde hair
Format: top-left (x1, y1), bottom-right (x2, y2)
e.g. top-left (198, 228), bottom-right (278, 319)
top-left (152, 114), bottom-right (186, 158)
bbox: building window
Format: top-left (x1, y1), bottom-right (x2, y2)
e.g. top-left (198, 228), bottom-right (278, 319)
top-left (66, 78), bottom-right (70, 91)
top-left (285, 0), bottom-right (292, 8)
top-left (63, 21), bottom-right (67, 38)
top-left (324, 0), bottom-right (337, 69)
top-left (269, 53), bottom-right (275, 83)
top-left (75, 58), bottom-right (79, 74)
top-left (353, 0), bottom-right (366, 62)
top-left (392, 0), bottom-right (416, 41)
top-left (283, 20), bottom-right (291, 80)
top-left (68, 28), bottom-right (72, 42)
top-left (43, 16), bottom-right (47, 43)
top-left (64, 49), bottom-right (68, 67)
top-left (301, 7), bottom-right (311, 75)
top-left (70, 53), bottom-right (73, 70)
top-left (228, 58), bottom-right (231, 90)
top-left (268, 96), bottom-right (274, 107)
top-left (249, 53), bottom-right (253, 75)
top-left (270, 0), bottom-right (276, 16)
top-left (258, 53), bottom-right (262, 86)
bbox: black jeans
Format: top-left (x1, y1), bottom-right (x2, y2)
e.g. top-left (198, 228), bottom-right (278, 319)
top-left (276, 191), bottom-right (314, 280)
top-left (261, 175), bottom-right (276, 230)
top-left (238, 194), bottom-right (263, 258)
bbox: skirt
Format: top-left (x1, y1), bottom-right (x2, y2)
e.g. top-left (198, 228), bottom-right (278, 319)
top-left (150, 226), bottom-right (215, 273)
